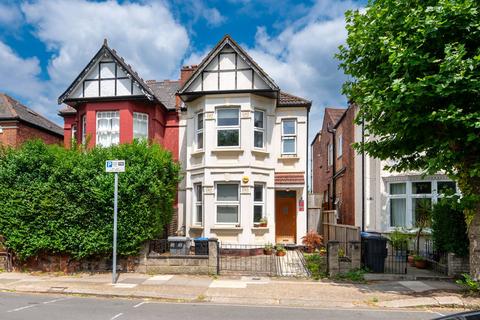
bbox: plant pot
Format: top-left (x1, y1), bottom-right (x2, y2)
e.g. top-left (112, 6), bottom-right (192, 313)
top-left (304, 247), bottom-right (314, 254)
top-left (264, 249), bottom-right (272, 255)
top-left (408, 255), bottom-right (415, 266)
top-left (259, 223), bottom-right (267, 227)
top-left (276, 251), bottom-right (286, 257)
top-left (415, 260), bottom-right (427, 269)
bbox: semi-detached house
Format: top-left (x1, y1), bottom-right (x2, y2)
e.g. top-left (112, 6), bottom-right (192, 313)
top-left (58, 35), bottom-right (311, 245)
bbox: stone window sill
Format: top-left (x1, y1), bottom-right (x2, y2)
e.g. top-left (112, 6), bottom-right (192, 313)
top-left (211, 149), bottom-right (244, 154)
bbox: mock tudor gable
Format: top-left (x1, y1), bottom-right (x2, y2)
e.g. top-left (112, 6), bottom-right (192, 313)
top-left (58, 39), bottom-right (156, 105)
top-left (178, 35), bottom-right (279, 102)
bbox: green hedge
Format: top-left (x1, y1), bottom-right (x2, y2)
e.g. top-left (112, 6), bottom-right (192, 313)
top-left (0, 140), bottom-right (181, 260)
top-left (431, 195), bottom-right (469, 257)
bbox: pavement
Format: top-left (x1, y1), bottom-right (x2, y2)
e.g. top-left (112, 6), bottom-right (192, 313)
top-left (0, 272), bottom-right (477, 311)
top-left (0, 292), bottom-right (454, 320)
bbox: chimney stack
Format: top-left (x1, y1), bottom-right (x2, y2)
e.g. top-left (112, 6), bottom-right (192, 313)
top-left (180, 65), bottom-right (198, 86)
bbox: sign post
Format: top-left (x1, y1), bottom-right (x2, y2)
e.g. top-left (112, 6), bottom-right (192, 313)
top-left (106, 160), bottom-right (125, 284)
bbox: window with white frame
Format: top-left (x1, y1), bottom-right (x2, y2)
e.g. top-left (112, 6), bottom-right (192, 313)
top-left (253, 183), bottom-right (265, 223)
top-left (388, 180), bottom-right (458, 228)
top-left (196, 112), bottom-right (204, 150)
top-left (81, 114), bottom-right (87, 144)
top-left (96, 111), bottom-right (119, 147)
top-left (71, 124), bottom-right (77, 142)
top-left (216, 108), bottom-right (240, 147)
top-left (216, 183), bottom-right (239, 224)
top-left (253, 110), bottom-right (265, 149)
top-left (281, 119), bottom-right (296, 154)
top-left (327, 143), bottom-right (333, 166)
top-left (194, 183), bottom-right (203, 225)
top-left (337, 134), bottom-right (343, 158)
top-left (133, 112), bottom-right (148, 140)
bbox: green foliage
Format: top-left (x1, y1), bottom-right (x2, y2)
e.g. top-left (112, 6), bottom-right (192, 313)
top-left (432, 196), bottom-right (469, 256)
top-left (456, 273), bottom-right (480, 293)
top-left (0, 140), bottom-right (181, 260)
top-left (388, 229), bottom-right (410, 249)
top-left (304, 253), bottom-right (328, 280)
top-left (337, 0), bottom-right (480, 209)
top-left (334, 268), bottom-right (366, 283)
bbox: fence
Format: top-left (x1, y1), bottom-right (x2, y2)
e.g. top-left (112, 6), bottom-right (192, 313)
top-left (218, 243), bottom-right (277, 276)
top-left (361, 239), bottom-right (407, 274)
top-left (322, 210), bottom-right (360, 245)
top-left (307, 194), bottom-right (322, 234)
top-left (422, 239), bottom-right (448, 275)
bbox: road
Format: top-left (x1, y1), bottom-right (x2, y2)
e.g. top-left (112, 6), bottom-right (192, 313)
top-left (0, 292), bottom-right (451, 320)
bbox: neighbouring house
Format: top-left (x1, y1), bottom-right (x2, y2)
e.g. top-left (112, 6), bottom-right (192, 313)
top-left (311, 103), bottom-right (458, 233)
top-left (178, 35), bottom-right (311, 245)
top-left (311, 106), bottom-right (356, 225)
top-left (57, 39), bottom-right (180, 235)
top-left (57, 39), bottom-right (179, 161)
top-left (0, 93), bottom-right (63, 147)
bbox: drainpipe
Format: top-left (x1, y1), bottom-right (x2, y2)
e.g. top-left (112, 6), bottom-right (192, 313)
top-left (327, 125), bottom-right (336, 210)
top-left (306, 108), bottom-right (310, 235)
top-left (361, 114), bottom-right (365, 232)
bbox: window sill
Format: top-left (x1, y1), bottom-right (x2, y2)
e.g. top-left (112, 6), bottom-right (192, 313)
top-left (211, 149), bottom-right (244, 154)
top-left (252, 149), bottom-right (269, 156)
top-left (210, 226), bottom-right (243, 231)
top-left (191, 150), bottom-right (205, 156)
top-left (278, 155), bottom-right (300, 161)
top-left (190, 225), bottom-right (204, 230)
top-left (251, 227), bottom-right (269, 231)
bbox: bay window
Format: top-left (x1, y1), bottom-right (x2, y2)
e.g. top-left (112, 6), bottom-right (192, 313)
top-left (194, 183), bottom-right (203, 225)
top-left (81, 114), bottom-right (87, 144)
top-left (389, 183), bottom-right (407, 227)
top-left (216, 183), bottom-right (239, 224)
top-left (196, 112), bottom-right (204, 150)
top-left (96, 111), bottom-right (119, 147)
top-left (253, 183), bottom-right (265, 223)
top-left (254, 110), bottom-right (265, 149)
top-left (217, 108), bottom-right (239, 147)
top-left (281, 119), bottom-right (296, 154)
top-left (133, 112), bottom-right (148, 140)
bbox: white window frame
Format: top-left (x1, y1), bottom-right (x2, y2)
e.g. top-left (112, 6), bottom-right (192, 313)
top-left (387, 180), bottom-right (458, 229)
top-left (193, 183), bottom-right (203, 226)
top-left (133, 112), bottom-right (149, 140)
top-left (327, 143), bottom-right (333, 166)
top-left (81, 114), bottom-right (87, 144)
top-left (216, 107), bottom-right (240, 148)
top-left (253, 109), bottom-right (265, 149)
top-left (253, 183), bottom-right (265, 223)
top-left (281, 118), bottom-right (297, 155)
top-left (196, 112), bottom-right (204, 150)
top-left (96, 111), bottom-right (120, 147)
top-left (337, 134), bottom-right (343, 158)
top-left (215, 182), bottom-right (240, 224)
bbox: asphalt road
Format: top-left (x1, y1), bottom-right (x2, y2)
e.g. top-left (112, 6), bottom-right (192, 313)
top-left (0, 292), bottom-right (451, 320)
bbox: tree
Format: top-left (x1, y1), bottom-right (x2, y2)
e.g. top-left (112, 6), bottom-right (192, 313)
top-left (337, 0), bottom-right (480, 277)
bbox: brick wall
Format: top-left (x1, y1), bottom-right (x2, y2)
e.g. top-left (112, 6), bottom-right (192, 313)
top-left (0, 120), bottom-right (62, 147)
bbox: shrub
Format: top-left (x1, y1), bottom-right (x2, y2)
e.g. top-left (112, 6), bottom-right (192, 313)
top-left (301, 231), bottom-right (323, 251)
top-left (304, 253), bottom-right (327, 280)
top-left (0, 140), bottom-right (181, 260)
top-left (388, 229), bottom-right (409, 250)
top-left (456, 274), bottom-right (480, 293)
top-left (431, 196), bottom-right (469, 257)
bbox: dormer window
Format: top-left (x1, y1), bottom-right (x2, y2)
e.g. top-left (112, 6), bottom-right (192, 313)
top-left (216, 108), bottom-right (240, 147)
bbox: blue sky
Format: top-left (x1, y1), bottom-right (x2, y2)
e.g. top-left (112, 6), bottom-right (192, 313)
top-left (0, 0), bottom-right (365, 141)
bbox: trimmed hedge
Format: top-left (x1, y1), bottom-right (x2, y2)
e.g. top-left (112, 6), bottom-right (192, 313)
top-left (431, 195), bottom-right (469, 257)
top-left (0, 140), bottom-right (181, 260)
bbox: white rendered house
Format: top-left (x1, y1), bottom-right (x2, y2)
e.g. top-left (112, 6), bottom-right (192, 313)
top-left (177, 35), bottom-right (311, 245)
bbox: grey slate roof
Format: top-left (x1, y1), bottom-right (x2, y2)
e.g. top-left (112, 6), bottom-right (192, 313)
top-left (147, 80), bottom-right (179, 111)
top-left (0, 93), bottom-right (63, 136)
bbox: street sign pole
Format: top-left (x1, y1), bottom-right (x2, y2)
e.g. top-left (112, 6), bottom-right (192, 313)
top-left (105, 160), bottom-right (125, 285)
top-left (112, 172), bottom-right (118, 284)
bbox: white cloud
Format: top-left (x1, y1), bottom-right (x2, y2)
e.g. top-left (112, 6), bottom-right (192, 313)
top-left (0, 2), bottom-right (23, 28)
top-left (21, 0), bottom-right (189, 88)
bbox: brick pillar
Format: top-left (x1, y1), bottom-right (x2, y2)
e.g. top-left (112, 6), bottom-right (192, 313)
top-left (349, 241), bottom-right (361, 269)
top-left (328, 241), bottom-right (340, 276)
top-left (208, 238), bottom-right (219, 275)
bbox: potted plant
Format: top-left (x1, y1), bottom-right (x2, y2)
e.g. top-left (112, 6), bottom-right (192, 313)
top-left (319, 247), bottom-right (327, 256)
top-left (301, 231), bottom-right (323, 253)
top-left (414, 255), bottom-right (427, 269)
top-left (259, 218), bottom-right (268, 227)
top-left (263, 243), bottom-right (273, 255)
top-left (408, 252), bottom-right (415, 266)
top-left (388, 229), bottom-right (409, 261)
top-left (275, 244), bottom-right (286, 257)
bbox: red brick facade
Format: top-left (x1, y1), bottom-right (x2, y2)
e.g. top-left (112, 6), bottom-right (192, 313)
top-left (311, 106), bottom-right (356, 225)
top-left (62, 101), bottom-right (179, 160)
top-left (0, 120), bottom-right (63, 147)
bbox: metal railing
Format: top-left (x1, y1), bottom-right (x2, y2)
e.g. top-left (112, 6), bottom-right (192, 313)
top-left (422, 239), bottom-right (448, 275)
top-left (218, 243), bottom-right (277, 276)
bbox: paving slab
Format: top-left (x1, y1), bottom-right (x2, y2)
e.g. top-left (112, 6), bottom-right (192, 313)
top-left (399, 281), bottom-right (435, 292)
top-left (378, 297), bottom-right (439, 308)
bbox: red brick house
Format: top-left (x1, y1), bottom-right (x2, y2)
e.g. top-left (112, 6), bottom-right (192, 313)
top-left (0, 93), bottom-right (63, 147)
top-left (311, 105), bottom-right (356, 225)
top-left (58, 40), bottom-right (179, 160)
